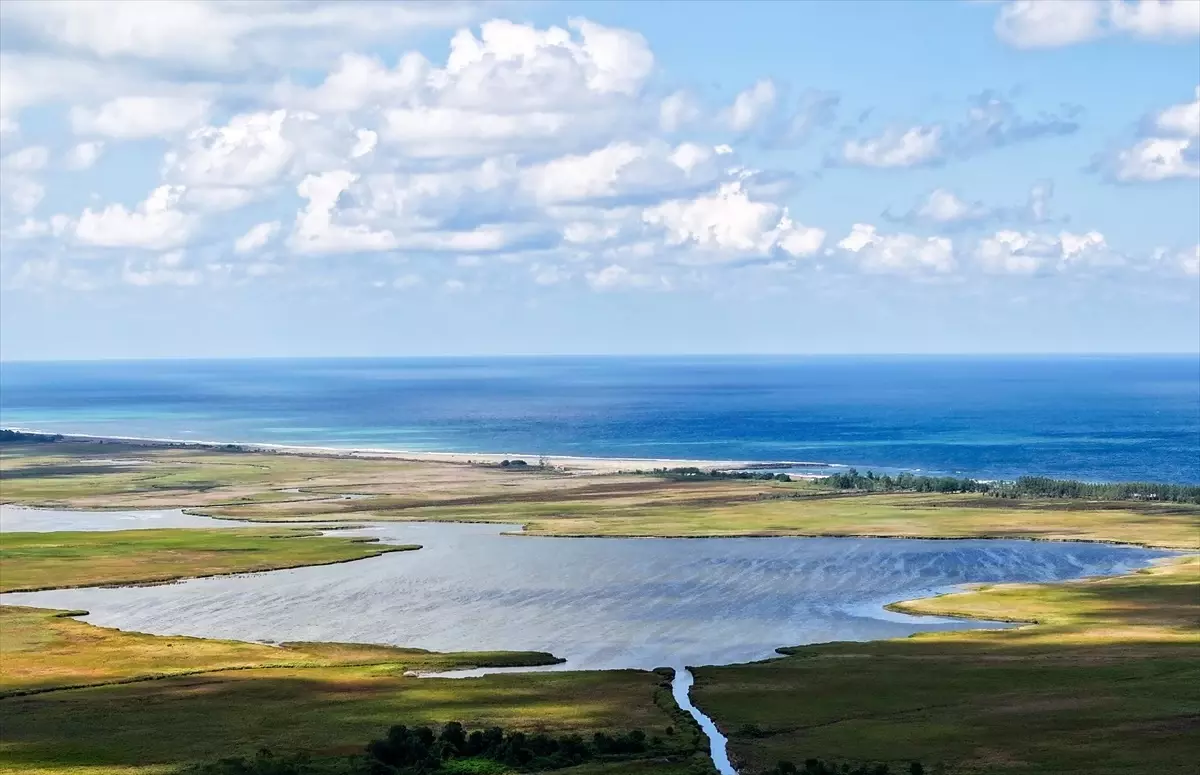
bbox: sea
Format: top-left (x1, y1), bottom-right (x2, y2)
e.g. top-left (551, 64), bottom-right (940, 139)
top-left (1, 355), bottom-right (1197, 483)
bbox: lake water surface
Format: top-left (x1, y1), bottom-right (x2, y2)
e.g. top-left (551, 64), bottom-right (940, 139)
top-left (3, 513), bottom-right (1172, 670)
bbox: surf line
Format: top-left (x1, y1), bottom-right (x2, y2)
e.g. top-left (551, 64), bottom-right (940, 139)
top-left (672, 666), bottom-right (738, 775)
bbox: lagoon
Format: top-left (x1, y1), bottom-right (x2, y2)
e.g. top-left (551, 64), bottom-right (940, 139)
top-left (2, 513), bottom-right (1171, 671)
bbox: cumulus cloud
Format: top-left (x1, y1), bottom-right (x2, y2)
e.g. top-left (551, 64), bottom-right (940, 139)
top-left (64, 141), bottom-right (105, 170)
top-left (994, 0), bottom-right (1199, 48)
top-left (234, 221), bottom-right (282, 254)
top-left (1154, 244), bottom-right (1200, 275)
top-left (281, 18), bottom-right (655, 160)
top-left (1100, 88), bottom-right (1200, 182)
top-left (643, 181), bottom-right (825, 262)
top-left (71, 96), bottom-right (211, 139)
top-left (659, 91), bottom-right (700, 132)
top-left (74, 184), bottom-right (197, 249)
top-left (974, 229), bottom-right (1114, 274)
top-left (290, 170), bottom-right (397, 254)
top-left (836, 224), bottom-right (956, 274)
top-left (843, 127), bottom-right (943, 168)
top-left (723, 79), bottom-right (777, 132)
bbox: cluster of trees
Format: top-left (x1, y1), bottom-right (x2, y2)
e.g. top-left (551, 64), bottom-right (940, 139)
top-left (365, 722), bottom-right (656, 771)
top-left (653, 467), bottom-right (792, 483)
top-left (998, 476), bottom-right (1200, 503)
top-left (498, 459), bottom-right (529, 468)
top-left (0, 429), bottom-right (63, 443)
top-left (818, 469), bottom-right (1200, 504)
top-left (190, 722), bottom-right (660, 775)
top-left (766, 760), bottom-right (928, 775)
top-left (820, 469), bottom-right (990, 494)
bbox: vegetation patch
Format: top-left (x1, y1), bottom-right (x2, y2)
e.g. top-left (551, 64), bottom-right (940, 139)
top-left (694, 556), bottom-right (1200, 775)
top-left (0, 528), bottom-right (416, 593)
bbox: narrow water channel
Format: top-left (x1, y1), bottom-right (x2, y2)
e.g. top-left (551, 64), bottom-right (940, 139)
top-left (672, 667), bottom-right (738, 775)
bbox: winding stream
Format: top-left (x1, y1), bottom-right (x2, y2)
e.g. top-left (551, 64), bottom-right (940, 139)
top-left (673, 667), bottom-right (737, 774)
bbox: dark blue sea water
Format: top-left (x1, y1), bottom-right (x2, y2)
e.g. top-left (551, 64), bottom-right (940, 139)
top-left (1, 356), bottom-right (1197, 483)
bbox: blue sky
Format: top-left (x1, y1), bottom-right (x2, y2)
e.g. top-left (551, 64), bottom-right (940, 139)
top-left (0, 0), bottom-right (1197, 359)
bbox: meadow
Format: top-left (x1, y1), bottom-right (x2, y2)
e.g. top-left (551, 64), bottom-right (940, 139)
top-left (1, 438), bottom-right (1197, 774)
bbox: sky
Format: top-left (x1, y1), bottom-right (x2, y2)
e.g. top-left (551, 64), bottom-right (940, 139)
top-left (0, 0), bottom-right (1198, 360)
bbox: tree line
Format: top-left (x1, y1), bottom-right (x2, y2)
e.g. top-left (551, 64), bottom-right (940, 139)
top-left (818, 469), bottom-right (1200, 504)
top-left (767, 760), bottom-right (929, 775)
top-left (188, 721), bottom-right (673, 775)
top-left (0, 429), bottom-right (63, 443)
top-left (650, 466), bottom-right (793, 482)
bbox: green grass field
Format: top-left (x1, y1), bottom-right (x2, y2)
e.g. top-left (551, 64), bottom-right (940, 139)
top-left (0, 527), bottom-right (415, 592)
top-left (2, 439), bottom-right (1198, 775)
top-left (1, 660), bottom-right (703, 775)
top-left (693, 556), bottom-right (1200, 775)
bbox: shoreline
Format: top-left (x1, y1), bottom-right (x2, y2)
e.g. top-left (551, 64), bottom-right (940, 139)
top-left (5, 426), bottom-right (837, 476)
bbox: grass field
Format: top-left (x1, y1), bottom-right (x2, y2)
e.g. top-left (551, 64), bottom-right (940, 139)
top-left (0, 527), bottom-right (415, 592)
top-left (1, 657), bottom-right (702, 775)
top-left (0, 605), bottom-right (565, 697)
top-left (2, 439), bottom-right (1198, 775)
top-left (693, 555), bottom-right (1200, 775)
top-left (4, 441), bottom-right (1197, 550)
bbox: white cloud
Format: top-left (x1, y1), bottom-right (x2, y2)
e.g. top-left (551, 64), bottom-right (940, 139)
top-left (64, 141), bottom-right (105, 170)
top-left (845, 94), bottom-right (1077, 169)
top-left (1101, 88), bottom-right (1200, 181)
top-left (522, 142), bottom-right (648, 203)
top-left (365, 19), bottom-right (655, 158)
top-left (234, 221), bottom-right (282, 254)
top-left (290, 170), bottom-right (397, 254)
top-left (165, 110), bottom-right (298, 189)
top-left (586, 263), bottom-right (653, 290)
top-left (1, 145), bottom-right (49, 171)
top-left (643, 181), bottom-right (825, 262)
top-left (1113, 137), bottom-right (1199, 181)
top-left (521, 141), bottom-right (717, 205)
top-left (994, 0), bottom-right (1105, 48)
top-left (659, 91), bottom-right (700, 132)
top-left (0, 53), bottom-right (134, 128)
top-left (1, 147), bottom-right (49, 216)
top-left (837, 224), bottom-right (956, 274)
top-left (1153, 86), bottom-right (1200, 137)
top-left (994, 0), bottom-right (1199, 48)
top-left (916, 189), bottom-right (989, 224)
top-left (1154, 244), bottom-right (1200, 275)
top-left (71, 96), bottom-right (211, 139)
top-left (975, 229), bottom-right (1113, 274)
top-left (1109, 0), bottom-right (1200, 39)
top-left (350, 129), bottom-right (378, 159)
top-left (843, 126), bottom-right (943, 168)
top-left (0, 0), bottom-right (482, 70)
top-left (6, 178), bottom-right (45, 215)
top-left (74, 184), bottom-right (197, 249)
top-left (723, 79), bottom-right (777, 132)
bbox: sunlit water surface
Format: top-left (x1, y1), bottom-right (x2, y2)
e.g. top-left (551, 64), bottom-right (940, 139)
top-left (3, 511), bottom-right (1172, 670)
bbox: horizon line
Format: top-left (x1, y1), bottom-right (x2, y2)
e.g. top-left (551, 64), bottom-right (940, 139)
top-left (2, 352), bottom-right (1199, 365)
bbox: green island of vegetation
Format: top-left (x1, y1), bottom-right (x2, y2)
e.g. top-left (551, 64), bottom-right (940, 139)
top-left (1, 435), bottom-right (1197, 774)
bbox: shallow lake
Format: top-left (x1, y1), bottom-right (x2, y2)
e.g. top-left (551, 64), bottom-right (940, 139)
top-left (2, 513), bottom-right (1173, 670)
top-left (0, 504), bottom-right (252, 531)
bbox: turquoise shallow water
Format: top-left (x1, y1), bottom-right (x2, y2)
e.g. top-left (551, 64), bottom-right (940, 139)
top-left (2, 355), bottom-right (1197, 482)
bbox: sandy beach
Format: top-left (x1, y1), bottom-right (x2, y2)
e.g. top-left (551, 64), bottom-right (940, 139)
top-left (8, 428), bottom-right (831, 476)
